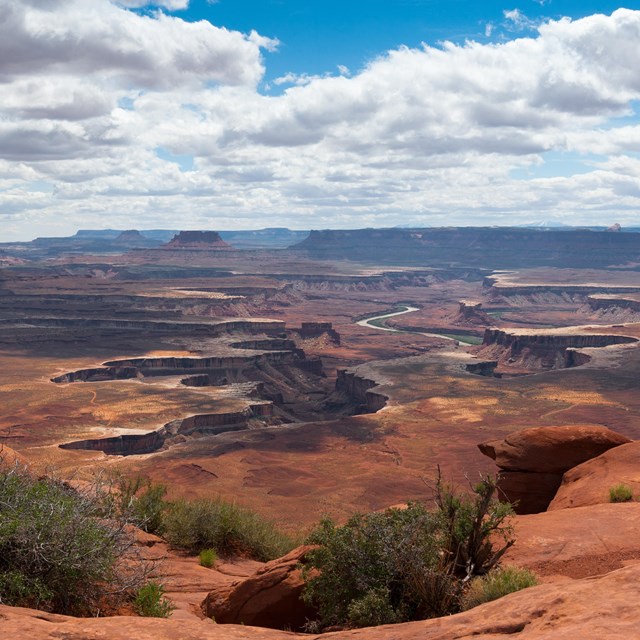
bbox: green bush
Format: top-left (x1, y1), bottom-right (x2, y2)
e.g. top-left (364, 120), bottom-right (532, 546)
top-left (461, 566), bottom-right (538, 610)
top-left (346, 587), bottom-right (402, 628)
top-left (162, 496), bottom-right (294, 561)
top-left (133, 581), bottom-right (175, 618)
top-left (609, 483), bottom-right (633, 503)
top-left (0, 465), bottom-right (149, 615)
top-left (302, 475), bottom-right (514, 630)
top-left (114, 475), bottom-right (168, 535)
top-left (199, 548), bottom-right (218, 568)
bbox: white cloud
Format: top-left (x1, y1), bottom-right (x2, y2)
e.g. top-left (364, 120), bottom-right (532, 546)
top-left (1, 6), bottom-right (640, 238)
top-left (0, 0), bottom-right (273, 88)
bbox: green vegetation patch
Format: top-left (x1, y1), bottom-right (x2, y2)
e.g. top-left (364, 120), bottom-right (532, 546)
top-left (133, 581), bottom-right (175, 618)
top-left (199, 548), bottom-right (218, 568)
top-left (609, 483), bottom-right (634, 503)
top-left (461, 566), bottom-right (538, 610)
top-left (162, 496), bottom-right (295, 561)
top-left (302, 475), bottom-right (514, 630)
top-left (0, 465), bottom-right (149, 615)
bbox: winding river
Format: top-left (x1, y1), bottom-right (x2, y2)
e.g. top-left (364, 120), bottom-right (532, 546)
top-left (356, 306), bottom-right (459, 342)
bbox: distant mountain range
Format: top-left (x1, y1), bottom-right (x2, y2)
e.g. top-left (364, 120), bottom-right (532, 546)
top-left (2, 226), bottom-right (639, 263)
top-left (0, 228), bottom-right (312, 258)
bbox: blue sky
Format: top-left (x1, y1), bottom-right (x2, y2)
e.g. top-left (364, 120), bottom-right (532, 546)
top-left (166, 0), bottom-right (635, 87)
top-left (1, 0), bottom-right (640, 239)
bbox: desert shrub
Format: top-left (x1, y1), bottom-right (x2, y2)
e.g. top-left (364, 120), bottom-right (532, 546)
top-left (199, 548), bottom-right (218, 568)
top-left (609, 483), bottom-right (633, 503)
top-left (114, 475), bottom-right (168, 535)
top-left (460, 566), bottom-right (538, 610)
top-left (346, 588), bottom-right (402, 628)
top-left (0, 465), bottom-right (150, 615)
top-left (162, 496), bottom-right (294, 561)
top-left (302, 475), bottom-right (514, 630)
top-left (133, 581), bottom-right (175, 618)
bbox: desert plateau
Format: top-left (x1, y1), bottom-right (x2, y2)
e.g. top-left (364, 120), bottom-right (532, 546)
top-left (1, 225), bottom-right (640, 637)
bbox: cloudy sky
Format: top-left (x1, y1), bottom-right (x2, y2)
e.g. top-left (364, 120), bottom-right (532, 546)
top-left (1, 0), bottom-right (640, 240)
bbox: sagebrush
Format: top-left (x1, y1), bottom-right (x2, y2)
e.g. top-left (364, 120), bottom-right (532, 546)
top-left (162, 496), bottom-right (295, 561)
top-left (0, 463), bottom-right (152, 615)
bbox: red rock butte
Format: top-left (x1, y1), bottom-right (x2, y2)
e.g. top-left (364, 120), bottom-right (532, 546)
top-left (163, 230), bottom-right (231, 249)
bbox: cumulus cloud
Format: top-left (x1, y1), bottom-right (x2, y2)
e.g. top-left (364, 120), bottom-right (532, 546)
top-left (1, 5), bottom-right (640, 238)
top-left (0, 0), bottom-right (272, 88)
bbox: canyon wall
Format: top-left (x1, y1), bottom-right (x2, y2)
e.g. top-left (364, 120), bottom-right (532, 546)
top-left (335, 370), bottom-right (388, 413)
top-left (480, 329), bottom-right (637, 370)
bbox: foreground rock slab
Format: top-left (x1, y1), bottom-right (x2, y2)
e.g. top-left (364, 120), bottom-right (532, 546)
top-left (321, 563), bottom-right (640, 640)
top-left (505, 502), bottom-right (640, 578)
top-left (3, 563), bottom-right (640, 639)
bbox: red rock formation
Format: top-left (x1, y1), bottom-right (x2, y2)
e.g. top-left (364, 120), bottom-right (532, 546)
top-left (452, 301), bottom-right (491, 326)
top-left (478, 425), bottom-right (631, 513)
top-left (295, 322), bottom-right (341, 344)
top-left (201, 546), bottom-right (317, 631)
top-left (549, 441), bottom-right (640, 511)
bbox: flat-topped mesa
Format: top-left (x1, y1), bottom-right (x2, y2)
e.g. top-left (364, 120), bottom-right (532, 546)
top-left (479, 425), bottom-right (631, 514)
top-left (290, 321), bottom-right (341, 345)
top-left (113, 230), bottom-right (157, 248)
top-left (293, 227), bottom-right (640, 268)
top-left (482, 274), bottom-right (640, 299)
top-left (588, 294), bottom-right (640, 313)
top-left (162, 230), bottom-right (231, 250)
top-left (52, 349), bottom-right (317, 384)
top-left (480, 327), bottom-right (637, 370)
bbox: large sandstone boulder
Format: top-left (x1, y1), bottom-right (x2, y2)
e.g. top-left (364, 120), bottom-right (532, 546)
top-left (201, 545), bottom-right (317, 631)
top-left (478, 425), bottom-right (630, 513)
top-left (549, 441), bottom-right (640, 510)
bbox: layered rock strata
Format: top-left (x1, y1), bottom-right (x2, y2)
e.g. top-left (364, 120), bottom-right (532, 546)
top-left (480, 328), bottom-right (637, 370)
top-left (335, 370), bottom-right (388, 413)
